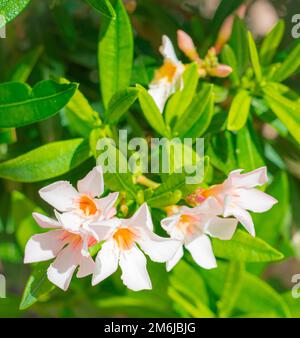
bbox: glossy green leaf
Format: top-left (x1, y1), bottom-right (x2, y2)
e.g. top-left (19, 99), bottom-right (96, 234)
top-left (0, 80), bottom-right (77, 128)
top-left (0, 138), bottom-right (91, 182)
top-left (248, 31), bottom-right (262, 82)
top-left (221, 44), bottom-right (239, 85)
top-left (227, 89), bottom-right (252, 131)
top-left (272, 43), bottom-right (300, 82)
top-left (98, 0), bottom-right (133, 108)
top-left (229, 16), bottom-right (249, 75)
top-left (165, 63), bottom-right (199, 126)
top-left (236, 121), bottom-right (265, 171)
top-left (260, 20), bottom-right (285, 66)
top-left (137, 84), bottom-right (168, 137)
top-left (173, 85), bottom-right (214, 137)
top-left (20, 262), bottom-right (55, 310)
top-left (263, 84), bottom-right (300, 144)
top-left (105, 87), bottom-right (139, 124)
top-left (84, 0), bottom-right (116, 19)
top-left (0, 0), bottom-right (31, 27)
top-left (212, 229), bottom-right (284, 262)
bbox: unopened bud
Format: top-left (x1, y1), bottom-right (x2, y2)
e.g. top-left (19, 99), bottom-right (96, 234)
top-left (177, 30), bottom-right (200, 61)
top-left (165, 205), bottom-right (180, 216)
top-left (209, 64), bottom-right (233, 78)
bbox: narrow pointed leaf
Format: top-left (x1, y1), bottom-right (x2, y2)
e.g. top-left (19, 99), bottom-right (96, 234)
top-left (84, 0), bottom-right (116, 19)
top-left (227, 89), bottom-right (252, 131)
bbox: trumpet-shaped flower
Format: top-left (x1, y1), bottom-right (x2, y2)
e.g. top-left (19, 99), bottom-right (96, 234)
top-left (24, 212), bottom-right (97, 291)
top-left (38, 166), bottom-right (119, 225)
top-left (91, 203), bottom-right (181, 291)
top-left (186, 167), bottom-right (278, 237)
top-left (148, 35), bottom-right (185, 113)
top-left (161, 198), bottom-right (238, 271)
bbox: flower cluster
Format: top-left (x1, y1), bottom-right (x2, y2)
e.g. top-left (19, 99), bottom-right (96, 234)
top-left (24, 166), bottom-right (277, 292)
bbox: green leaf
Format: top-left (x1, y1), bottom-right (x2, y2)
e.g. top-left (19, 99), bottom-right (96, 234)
top-left (165, 63), bottom-right (199, 126)
top-left (173, 85), bottom-right (214, 137)
top-left (221, 44), bottom-right (239, 85)
top-left (212, 229), bottom-right (284, 262)
top-left (227, 89), bottom-right (252, 131)
top-left (84, 0), bottom-right (116, 19)
top-left (0, 0), bottom-right (31, 27)
top-left (98, 0), bottom-right (133, 108)
top-left (59, 78), bottom-right (101, 138)
top-left (96, 138), bottom-right (137, 199)
top-left (0, 138), bottom-right (91, 182)
top-left (10, 46), bottom-right (43, 82)
top-left (263, 84), bottom-right (300, 144)
top-left (0, 80), bottom-right (77, 128)
top-left (236, 121), bottom-right (265, 171)
top-left (147, 190), bottom-right (182, 209)
top-left (105, 87), bottom-right (139, 125)
top-left (229, 16), bottom-right (249, 76)
top-left (217, 261), bottom-right (244, 318)
top-left (260, 20), bottom-right (285, 66)
top-left (248, 31), bottom-right (262, 82)
top-left (137, 84), bottom-right (168, 137)
top-left (200, 261), bottom-right (290, 318)
top-left (20, 262), bottom-right (55, 310)
top-left (272, 43), bottom-right (300, 82)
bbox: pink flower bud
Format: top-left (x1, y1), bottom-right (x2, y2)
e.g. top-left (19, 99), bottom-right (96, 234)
top-left (209, 64), bottom-right (233, 78)
top-left (177, 30), bottom-right (200, 61)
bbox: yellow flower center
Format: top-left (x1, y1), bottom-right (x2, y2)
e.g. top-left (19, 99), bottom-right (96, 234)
top-left (177, 214), bottom-right (197, 235)
top-left (113, 227), bottom-right (138, 251)
top-left (154, 60), bottom-right (178, 82)
top-left (79, 195), bottom-right (98, 216)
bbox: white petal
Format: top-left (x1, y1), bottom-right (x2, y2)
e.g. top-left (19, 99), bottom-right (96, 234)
top-left (224, 196), bottom-right (255, 236)
top-left (160, 215), bottom-right (180, 234)
top-left (235, 188), bottom-right (278, 213)
top-left (148, 81), bottom-right (171, 113)
top-left (166, 245), bottom-right (184, 272)
top-left (39, 181), bottom-right (78, 212)
top-left (127, 203), bottom-right (154, 232)
top-left (137, 229), bottom-right (181, 263)
top-left (159, 35), bottom-right (179, 63)
top-left (192, 197), bottom-right (223, 216)
top-left (89, 218), bottom-right (121, 241)
top-left (24, 230), bottom-right (65, 263)
top-left (206, 216), bottom-right (238, 240)
top-left (47, 245), bottom-right (81, 291)
top-left (32, 212), bottom-right (61, 229)
top-left (96, 192), bottom-right (119, 219)
top-left (119, 246), bottom-right (152, 291)
top-left (77, 166), bottom-right (104, 197)
top-left (185, 234), bottom-right (217, 269)
top-left (55, 211), bottom-right (82, 232)
top-left (228, 167), bottom-right (268, 188)
top-left (92, 240), bottom-right (119, 286)
top-left (77, 255), bottom-right (95, 278)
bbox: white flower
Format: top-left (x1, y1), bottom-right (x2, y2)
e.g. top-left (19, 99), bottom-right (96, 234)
top-left (24, 213), bottom-right (97, 291)
top-left (161, 197), bottom-right (238, 271)
top-left (91, 203), bottom-right (181, 291)
top-left (38, 166), bottom-right (119, 227)
top-left (186, 167), bottom-right (278, 236)
top-left (148, 35), bottom-right (185, 113)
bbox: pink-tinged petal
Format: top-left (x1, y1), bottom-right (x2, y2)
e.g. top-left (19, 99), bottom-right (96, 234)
top-left (77, 255), bottom-right (95, 278)
top-left (39, 181), bottom-right (78, 212)
top-left (119, 246), bottom-right (152, 291)
top-left (32, 213), bottom-right (61, 229)
top-left (148, 81), bottom-right (171, 113)
top-left (228, 167), bottom-right (268, 188)
top-left (166, 245), bottom-right (184, 272)
top-left (24, 230), bottom-right (65, 264)
top-left (96, 192), bottom-right (119, 219)
top-left (127, 203), bottom-right (154, 231)
top-left (137, 229), bottom-right (181, 263)
top-left (159, 35), bottom-right (179, 63)
top-left (185, 235), bottom-right (217, 269)
top-left (77, 166), bottom-right (104, 197)
top-left (224, 196), bottom-right (255, 236)
top-left (191, 197), bottom-right (223, 216)
top-left (55, 210), bottom-right (82, 232)
top-left (92, 240), bottom-right (119, 286)
top-left (235, 188), bottom-right (278, 213)
top-left (206, 216), bottom-right (238, 240)
top-left (89, 218), bottom-right (121, 241)
top-left (161, 215), bottom-right (180, 234)
top-left (47, 245), bottom-right (81, 291)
